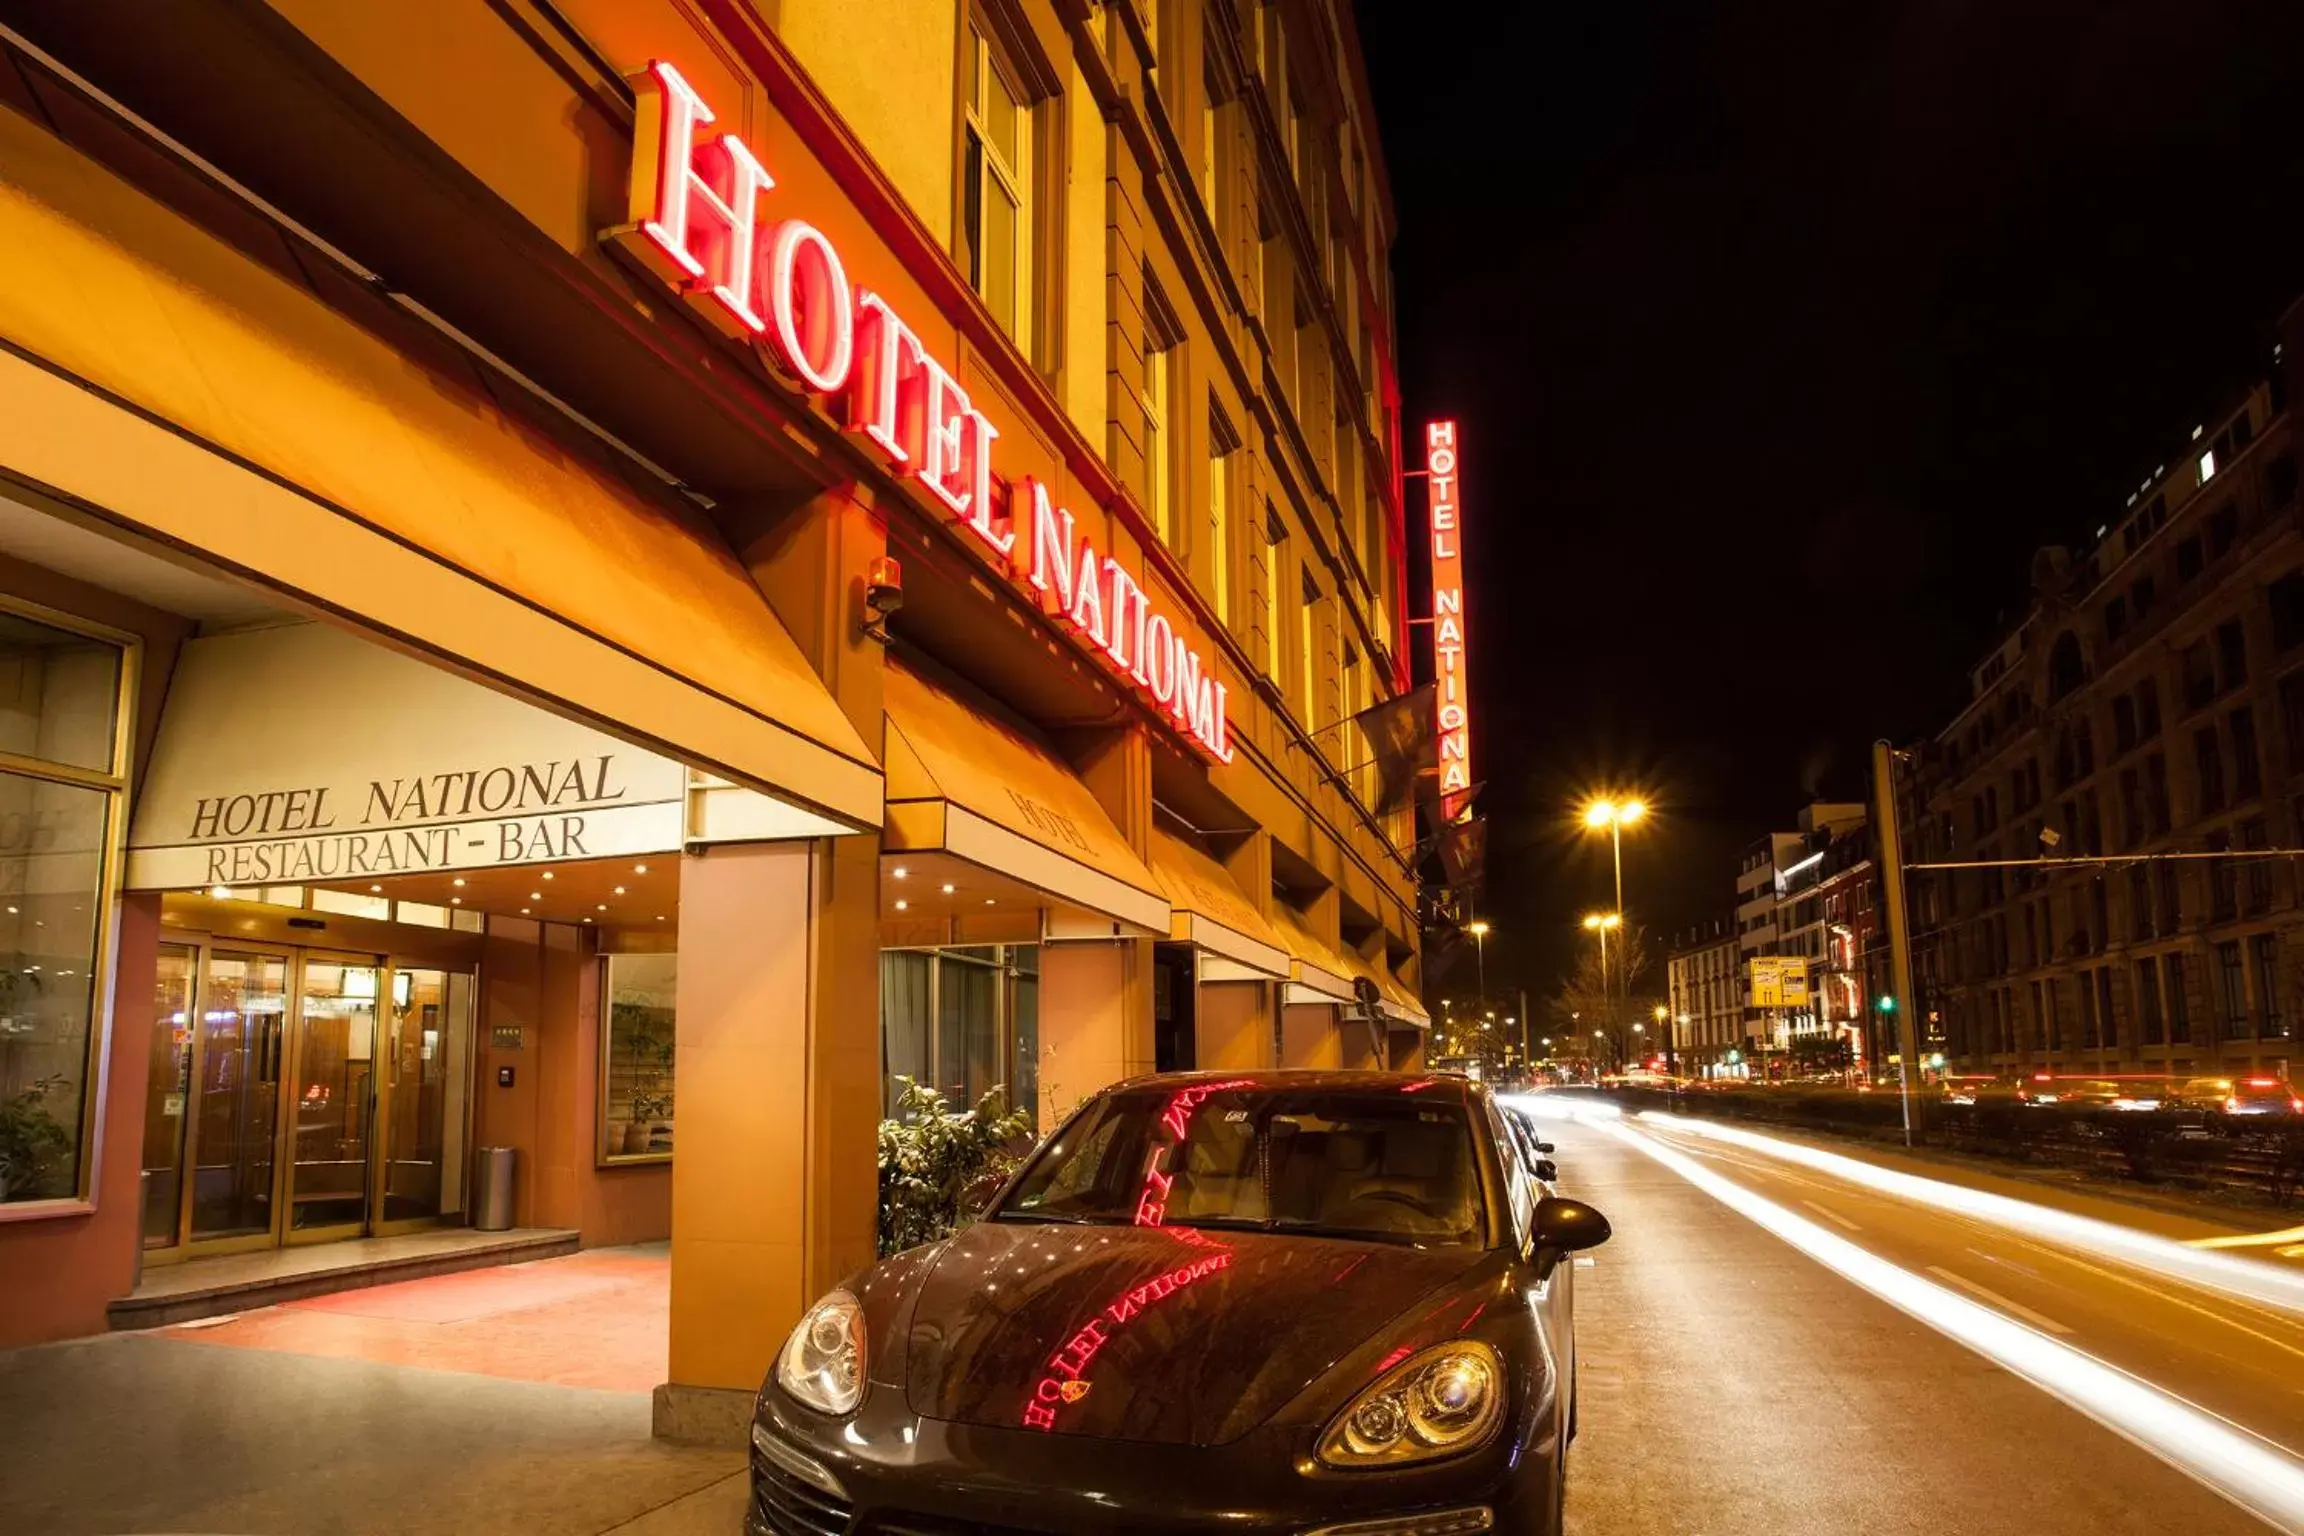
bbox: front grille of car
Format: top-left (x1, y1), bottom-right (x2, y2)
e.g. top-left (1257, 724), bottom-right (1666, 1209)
top-left (870, 1516), bottom-right (1050, 1536)
top-left (752, 1457), bottom-right (854, 1536)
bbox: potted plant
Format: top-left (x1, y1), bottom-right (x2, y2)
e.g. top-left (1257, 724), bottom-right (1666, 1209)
top-left (613, 1004), bottom-right (676, 1155)
top-left (876, 1078), bottom-right (1032, 1257)
top-left (0, 1074), bottom-right (73, 1203)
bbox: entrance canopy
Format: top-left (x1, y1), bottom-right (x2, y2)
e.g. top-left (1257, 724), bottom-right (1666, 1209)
top-left (1270, 904), bottom-right (1357, 1006)
top-left (882, 663), bottom-right (1168, 937)
top-left (0, 105), bottom-right (880, 832)
top-left (127, 623), bottom-right (846, 890)
top-left (1147, 828), bottom-right (1289, 980)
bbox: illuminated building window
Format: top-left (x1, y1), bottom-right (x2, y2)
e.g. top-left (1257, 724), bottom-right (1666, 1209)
top-left (1263, 503), bottom-right (1286, 679)
top-left (962, 22), bottom-right (1034, 356)
top-left (1143, 276), bottom-right (1183, 545)
top-left (1208, 403), bottom-right (1240, 625)
top-left (1299, 570), bottom-right (1321, 731)
top-left (2198, 448), bottom-right (2217, 484)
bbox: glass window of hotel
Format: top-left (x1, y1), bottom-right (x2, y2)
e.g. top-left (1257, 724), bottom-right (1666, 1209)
top-left (880, 945), bottom-right (1038, 1126)
top-left (1208, 402), bottom-right (1240, 625)
top-left (1263, 501), bottom-right (1287, 679)
top-left (1299, 570), bottom-right (1323, 730)
top-left (962, 21), bottom-right (1034, 355)
top-left (0, 605), bottom-right (127, 1206)
top-left (1143, 275), bottom-right (1184, 545)
top-left (1199, 34), bottom-right (1231, 230)
top-left (600, 951), bottom-right (676, 1161)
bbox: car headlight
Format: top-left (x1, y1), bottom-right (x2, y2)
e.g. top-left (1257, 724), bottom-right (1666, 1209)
top-left (775, 1290), bottom-right (866, 1416)
top-left (1318, 1341), bottom-right (1504, 1469)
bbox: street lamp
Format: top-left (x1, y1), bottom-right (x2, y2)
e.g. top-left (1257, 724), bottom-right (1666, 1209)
top-left (1467, 920), bottom-right (1493, 1010)
top-left (1580, 797), bottom-right (1648, 921)
top-left (1654, 1003), bottom-right (1677, 1081)
top-left (1581, 911), bottom-right (1621, 1001)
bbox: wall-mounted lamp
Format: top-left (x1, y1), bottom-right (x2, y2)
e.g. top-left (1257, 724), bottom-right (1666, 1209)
top-left (862, 554), bottom-right (903, 644)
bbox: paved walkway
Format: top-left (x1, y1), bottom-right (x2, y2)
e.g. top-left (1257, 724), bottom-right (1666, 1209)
top-left (0, 1245), bottom-right (747, 1536)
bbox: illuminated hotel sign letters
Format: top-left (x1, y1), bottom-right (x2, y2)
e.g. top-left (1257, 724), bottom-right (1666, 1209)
top-left (1425, 422), bottom-right (1471, 812)
top-left (611, 61), bottom-right (1231, 762)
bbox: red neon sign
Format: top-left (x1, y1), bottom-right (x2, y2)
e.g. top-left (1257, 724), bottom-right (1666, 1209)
top-left (613, 61), bottom-right (1232, 762)
top-left (1133, 1077), bottom-right (1256, 1226)
top-left (1426, 423), bottom-right (1470, 818)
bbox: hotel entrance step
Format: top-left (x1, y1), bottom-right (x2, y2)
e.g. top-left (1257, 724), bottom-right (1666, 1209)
top-left (109, 1227), bottom-right (580, 1331)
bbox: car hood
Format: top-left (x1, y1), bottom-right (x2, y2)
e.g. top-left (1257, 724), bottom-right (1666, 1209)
top-left (899, 1221), bottom-right (1485, 1445)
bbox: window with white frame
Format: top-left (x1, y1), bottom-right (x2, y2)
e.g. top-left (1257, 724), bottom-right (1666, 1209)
top-left (1264, 502), bottom-right (1286, 679)
top-left (963, 23), bottom-right (1033, 354)
top-left (1144, 275), bottom-right (1183, 545)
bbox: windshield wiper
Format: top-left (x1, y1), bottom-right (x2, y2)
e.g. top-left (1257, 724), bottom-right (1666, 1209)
top-left (1264, 1220), bottom-right (1446, 1248)
top-left (990, 1210), bottom-right (1129, 1226)
top-left (1157, 1215), bottom-right (1270, 1232)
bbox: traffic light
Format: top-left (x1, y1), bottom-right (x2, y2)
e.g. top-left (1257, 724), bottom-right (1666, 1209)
top-left (1875, 994), bottom-right (1898, 1014)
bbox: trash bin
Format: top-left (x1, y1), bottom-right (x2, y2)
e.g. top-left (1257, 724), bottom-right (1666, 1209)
top-left (472, 1147), bottom-right (517, 1232)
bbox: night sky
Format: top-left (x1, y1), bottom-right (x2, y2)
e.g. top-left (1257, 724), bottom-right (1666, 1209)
top-left (1357, 0), bottom-right (2304, 1005)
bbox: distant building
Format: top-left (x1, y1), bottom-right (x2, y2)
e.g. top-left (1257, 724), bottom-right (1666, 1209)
top-left (1912, 300), bottom-right (2303, 1080)
top-left (1667, 920), bottom-right (1742, 1077)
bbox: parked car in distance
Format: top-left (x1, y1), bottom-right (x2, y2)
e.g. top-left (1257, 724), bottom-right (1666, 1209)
top-left (749, 1071), bottom-right (1611, 1536)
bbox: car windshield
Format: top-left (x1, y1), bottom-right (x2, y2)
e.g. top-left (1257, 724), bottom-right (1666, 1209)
top-left (996, 1081), bottom-right (1487, 1248)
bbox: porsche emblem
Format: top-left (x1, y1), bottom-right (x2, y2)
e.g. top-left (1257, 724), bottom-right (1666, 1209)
top-left (1058, 1380), bottom-right (1092, 1404)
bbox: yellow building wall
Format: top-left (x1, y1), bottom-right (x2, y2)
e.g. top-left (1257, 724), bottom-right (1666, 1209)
top-left (777, 0), bottom-right (956, 248)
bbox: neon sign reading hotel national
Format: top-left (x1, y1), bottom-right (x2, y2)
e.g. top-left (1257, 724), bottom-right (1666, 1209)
top-left (610, 61), bottom-right (1232, 762)
top-left (1425, 422), bottom-right (1471, 810)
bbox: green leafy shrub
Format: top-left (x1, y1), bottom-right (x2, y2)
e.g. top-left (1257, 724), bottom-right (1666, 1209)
top-left (877, 1077), bottom-right (1033, 1257)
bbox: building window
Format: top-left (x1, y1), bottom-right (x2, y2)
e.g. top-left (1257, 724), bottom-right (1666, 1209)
top-left (2196, 726), bottom-right (2227, 815)
top-left (2198, 448), bottom-right (2218, 484)
top-left (1299, 571), bottom-right (1321, 730)
top-left (2113, 694), bottom-right (2137, 753)
top-left (1207, 404), bottom-right (1238, 626)
top-left (962, 22), bottom-right (1035, 353)
top-left (1263, 502), bottom-right (1286, 679)
top-left (2177, 534), bottom-right (2204, 584)
top-left (0, 605), bottom-right (128, 1208)
top-left (880, 945), bottom-right (1039, 1125)
top-left (2077, 966), bottom-right (2101, 1049)
top-left (600, 953), bottom-right (677, 1162)
top-left (2182, 640), bottom-right (2215, 711)
top-left (2138, 678), bottom-right (2161, 738)
top-left (1198, 43), bottom-right (1228, 225)
top-left (2250, 933), bottom-right (2283, 1040)
top-left (2209, 505), bottom-right (2239, 558)
top-left (2231, 706), bottom-right (2263, 800)
top-left (2164, 951), bottom-right (2189, 1041)
top-left (2273, 574), bottom-right (2304, 654)
top-left (2241, 816), bottom-right (2271, 915)
top-left (2136, 956), bottom-right (2164, 1046)
top-left (2094, 967), bottom-right (2116, 1051)
top-left (2129, 862), bottom-right (2154, 941)
top-left (2041, 976), bottom-right (2061, 1052)
top-left (2146, 753), bottom-right (2170, 834)
top-left (2216, 619), bottom-right (2248, 690)
top-left (2208, 830), bottom-right (2238, 922)
top-left (1143, 275), bottom-right (1182, 545)
top-left (2216, 939), bottom-right (2247, 1041)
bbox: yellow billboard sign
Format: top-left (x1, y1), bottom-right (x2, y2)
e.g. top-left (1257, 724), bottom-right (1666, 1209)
top-left (1749, 955), bottom-right (1812, 1009)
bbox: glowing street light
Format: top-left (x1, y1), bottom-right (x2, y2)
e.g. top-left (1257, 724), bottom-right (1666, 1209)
top-left (1466, 919), bottom-right (1493, 1007)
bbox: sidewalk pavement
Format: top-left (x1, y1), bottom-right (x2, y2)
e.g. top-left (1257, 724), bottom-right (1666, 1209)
top-left (0, 1245), bottom-right (749, 1536)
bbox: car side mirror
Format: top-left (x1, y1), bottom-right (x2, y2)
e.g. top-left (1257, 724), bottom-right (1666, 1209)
top-left (1535, 1141), bottom-right (1556, 1154)
top-left (1533, 1158), bottom-right (1559, 1182)
top-left (1534, 1196), bottom-right (1611, 1256)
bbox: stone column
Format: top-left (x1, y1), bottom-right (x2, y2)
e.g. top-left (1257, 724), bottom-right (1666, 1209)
top-left (1281, 1002), bottom-right (1343, 1069)
top-left (1195, 979), bottom-right (1271, 1070)
top-left (1037, 938), bottom-right (1151, 1125)
top-left (657, 834), bottom-right (878, 1444)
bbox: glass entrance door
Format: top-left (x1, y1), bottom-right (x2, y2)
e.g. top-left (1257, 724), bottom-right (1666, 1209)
top-left (139, 939), bottom-right (478, 1255)
top-left (374, 967), bottom-right (475, 1228)
top-left (285, 958), bottom-right (379, 1238)
top-left (186, 950), bottom-right (290, 1244)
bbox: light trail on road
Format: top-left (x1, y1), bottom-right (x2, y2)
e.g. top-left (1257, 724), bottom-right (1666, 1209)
top-left (1593, 1114), bottom-right (2304, 1533)
top-left (1616, 1107), bottom-right (2304, 1317)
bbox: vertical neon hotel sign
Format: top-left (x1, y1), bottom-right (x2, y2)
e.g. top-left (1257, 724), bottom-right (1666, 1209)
top-left (1426, 423), bottom-right (1471, 811)
top-left (608, 62), bottom-right (1231, 762)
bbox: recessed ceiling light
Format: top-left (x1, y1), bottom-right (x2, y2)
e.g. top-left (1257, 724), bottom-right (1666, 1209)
top-left (450, 898), bottom-right (462, 906)
top-left (894, 899), bottom-right (909, 911)
top-left (369, 884), bottom-right (382, 893)
top-left (656, 914), bottom-right (666, 921)
top-left (596, 903), bottom-right (608, 911)
top-left (542, 871), bottom-right (555, 881)
top-left (892, 866), bottom-right (909, 880)
top-left (984, 898), bottom-right (995, 906)
top-left (209, 885), bottom-right (231, 900)
top-left (452, 878), bottom-right (466, 888)
top-left (634, 863), bottom-right (649, 875)
top-left (3, 906), bottom-right (14, 915)
top-left (582, 916), bottom-right (592, 923)
top-left (613, 886), bottom-right (627, 895)
top-left (529, 892), bottom-right (542, 901)
top-left (520, 907), bottom-right (531, 915)
top-left (942, 883), bottom-right (956, 894)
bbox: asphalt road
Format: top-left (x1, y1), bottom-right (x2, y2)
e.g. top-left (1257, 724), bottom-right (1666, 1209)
top-left (1538, 1106), bottom-right (2301, 1535)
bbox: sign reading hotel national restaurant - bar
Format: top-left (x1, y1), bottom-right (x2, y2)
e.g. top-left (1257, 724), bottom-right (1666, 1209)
top-left (126, 625), bottom-right (687, 890)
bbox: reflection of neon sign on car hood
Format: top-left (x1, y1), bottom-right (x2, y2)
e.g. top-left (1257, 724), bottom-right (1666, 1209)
top-left (1024, 1250), bottom-right (1234, 1431)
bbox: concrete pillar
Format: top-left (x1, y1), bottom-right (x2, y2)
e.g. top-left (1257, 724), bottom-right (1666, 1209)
top-left (1196, 980), bottom-right (1271, 1070)
top-left (1038, 939), bottom-right (1151, 1125)
top-left (1389, 1029), bottom-right (1427, 1073)
top-left (1281, 1002), bottom-right (1342, 1069)
top-left (659, 835), bottom-right (877, 1443)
